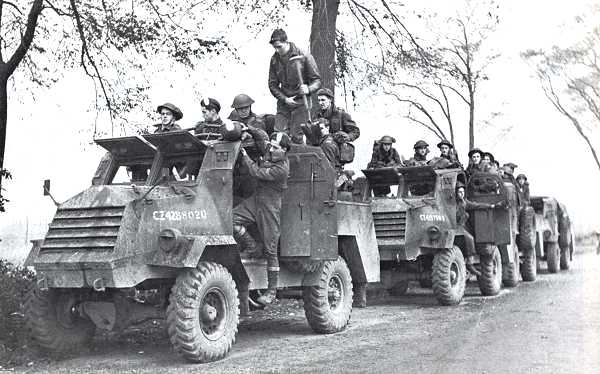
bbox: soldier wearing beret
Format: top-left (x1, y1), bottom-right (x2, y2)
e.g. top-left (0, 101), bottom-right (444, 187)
top-left (465, 148), bottom-right (484, 178)
top-left (153, 103), bottom-right (183, 133)
top-left (405, 140), bottom-right (430, 167)
top-left (194, 97), bottom-right (223, 135)
top-left (268, 28), bottom-right (321, 144)
top-left (516, 173), bottom-right (530, 204)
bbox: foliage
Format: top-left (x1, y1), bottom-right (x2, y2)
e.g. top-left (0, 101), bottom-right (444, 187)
top-left (0, 168), bottom-right (11, 212)
top-left (0, 259), bottom-right (36, 361)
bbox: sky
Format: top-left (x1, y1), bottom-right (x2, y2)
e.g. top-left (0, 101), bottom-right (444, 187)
top-left (1, 0), bottom-right (599, 260)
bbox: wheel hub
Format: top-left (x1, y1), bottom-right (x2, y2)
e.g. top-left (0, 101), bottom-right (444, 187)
top-left (199, 288), bottom-right (227, 340)
top-left (328, 275), bottom-right (343, 310)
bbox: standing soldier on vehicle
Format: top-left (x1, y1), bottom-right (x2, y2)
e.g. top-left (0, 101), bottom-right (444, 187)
top-left (268, 28), bottom-right (321, 144)
top-left (314, 88), bottom-right (359, 143)
top-left (465, 148), bottom-right (484, 178)
top-left (367, 135), bottom-right (402, 197)
top-left (456, 183), bottom-right (498, 277)
top-left (429, 139), bottom-right (461, 169)
top-left (405, 140), bottom-right (430, 166)
top-left (194, 97), bottom-right (223, 135)
top-left (232, 132), bottom-right (291, 305)
top-left (228, 94), bottom-right (271, 135)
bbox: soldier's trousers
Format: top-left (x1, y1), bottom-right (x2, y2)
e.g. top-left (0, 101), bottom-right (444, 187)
top-left (232, 193), bottom-right (282, 270)
top-left (457, 227), bottom-right (476, 258)
top-left (275, 99), bottom-right (310, 144)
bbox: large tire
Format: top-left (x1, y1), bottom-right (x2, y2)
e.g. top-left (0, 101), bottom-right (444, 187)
top-left (560, 246), bottom-right (571, 270)
top-left (167, 262), bottom-right (239, 363)
top-left (478, 246), bottom-right (503, 296)
top-left (517, 207), bottom-right (536, 252)
top-left (25, 287), bottom-right (96, 353)
top-left (502, 246), bottom-right (520, 288)
top-left (521, 249), bottom-right (537, 282)
top-left (303, 256), bottom-right (353, 334)
top-left (282, 259), bottom-right (322, 273)
top-left (546, 242), bottom-right (560, 273)
top-left (432, 246), bottom-right (466, 306)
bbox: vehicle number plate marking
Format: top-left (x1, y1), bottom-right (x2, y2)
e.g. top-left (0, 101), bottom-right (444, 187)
top-left (152, 210), bottom-right (208, 221)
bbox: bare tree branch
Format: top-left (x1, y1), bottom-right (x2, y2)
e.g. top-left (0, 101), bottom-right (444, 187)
top-left (5, 0), bottom-right (43, 76)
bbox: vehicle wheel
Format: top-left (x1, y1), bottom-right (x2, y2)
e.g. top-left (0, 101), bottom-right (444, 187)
top-left (546, 242), bottom-right (559, 273)
top-left (478, 246), bottom-right (502, 296)
top-left (282, 259), bottom-right (322, 273)
top-left (167, 262), bottom-right (239, 363)
top-left (517, 207), bottom-right (536, 252)
top-left (560, 246), bottom-right (571, 270)
top-left (303, 256), bottom-right (353, 334)
top-left (25, 287), bottom-right (96, 353)
top-left (431, 246), bottom-right (466, 306)
top-left (502, 247), bottom-right (519, 288)
top-left (389, 281), bottom-right (409, 296)
top-left (521, 249), bottom-right (537, 282)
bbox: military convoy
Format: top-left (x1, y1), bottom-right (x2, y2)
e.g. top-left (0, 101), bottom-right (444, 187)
top-left (23, 129), bottom-right (574, 363)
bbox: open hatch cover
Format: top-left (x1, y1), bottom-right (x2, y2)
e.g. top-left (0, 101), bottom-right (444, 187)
top-left (95, 136), bottom-right (156, 159)
top-left (362, 167), bottom-right (401, 186)
top-left (396, 165), bottom-right (437, 180)
top-left (143, 131), bottom-right (207, 155)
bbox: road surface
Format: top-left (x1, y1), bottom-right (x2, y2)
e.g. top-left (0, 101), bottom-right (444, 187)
top-left (9, 251), bottom-right (600, 374)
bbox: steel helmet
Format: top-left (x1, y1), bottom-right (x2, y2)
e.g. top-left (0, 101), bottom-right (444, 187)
top-left (378, 135), bottom-right (396, 144)
top-left (231, 94), bottom-right (255, 109)
top-left (413, 140), bottom-right (429, 149)
top-left (156, 103), bottom-right (183, 120)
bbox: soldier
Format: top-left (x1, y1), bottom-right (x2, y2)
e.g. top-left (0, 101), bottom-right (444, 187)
top-left (268, 28), bottom-right (321, 144)
top-left (194, 97), bottom-right (223, 135)
top-left (429, 139), bottom-right (461, 169)
top-left (405, 140), bottom-right (429, 166)
top-left (456, 183), bottom-right (498, 277)
top-left (465, 148), bottom-right (484, 177)
top-left (303, 117), bottom-right (341, 170)
top-left (315, 88), bottom-right (359, 143)
top-left (153, 103), bottom-right (183, 133)
top-left (516, 173), bottom-right (530, 204)
top-left (367, 135), bottom-right (402, 168)
top-left (228, 94), bottom-right (272, 135)
top-left (232, 132), bottom-right (291, 305)
top-left (482, 152), bottom-right (499, 174)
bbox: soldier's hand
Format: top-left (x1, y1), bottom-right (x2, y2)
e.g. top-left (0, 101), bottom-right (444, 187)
top-left (240, 148), bottom-right (248, 157)
top-left (285, 97), bottom-right (296, 106)
top-left (299, 84), bottom-right (309, 95)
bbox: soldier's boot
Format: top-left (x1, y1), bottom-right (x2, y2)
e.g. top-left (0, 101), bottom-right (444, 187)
top-left (233, 225), bottom-right (262, 258)
top-left (352, 282), bottom-right (367, 308)
top-left (465, 256), bottom-right (481, 277)
top-left (257, 270), bottom-right (278, 305)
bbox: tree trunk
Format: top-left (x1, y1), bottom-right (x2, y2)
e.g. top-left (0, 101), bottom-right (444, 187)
top-left (0, 69), bottom-right (7, 176)
top-left (310, 0), bottom-right (339, 94)
top-left (468, 91), bottom-right (475, 149)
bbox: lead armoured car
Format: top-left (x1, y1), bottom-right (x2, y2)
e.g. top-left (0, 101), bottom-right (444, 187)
top-left (24, 130), bottom-right (381, 363)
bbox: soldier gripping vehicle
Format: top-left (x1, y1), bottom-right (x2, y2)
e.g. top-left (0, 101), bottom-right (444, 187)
top-left (24, 128), bottom-right (381, 363)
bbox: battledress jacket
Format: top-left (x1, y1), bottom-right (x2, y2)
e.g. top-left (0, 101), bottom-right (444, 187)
top-left (368, 145), bottom-right (402, 168)
top-left (268, 42), bottom-right (321, 101)
top-left (315, 107), bottom-right (360, 141)
top-left (194, 117), bottom-right (223, 134)
top-left (456, 199), bottom-right (493, 227)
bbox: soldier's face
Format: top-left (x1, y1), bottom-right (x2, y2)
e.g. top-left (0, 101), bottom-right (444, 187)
top-left (471, 153), bottom-right (481, 164)
top-left (483, 155), bottom-right (491, 162)
top-left (382, 144), bottom-right (392, 152)
top-left (202, 108), bottom-right (218, 121)
top-left (160, 109), bottom-right (174, 125)
top-left (439, 145), bottom-right (450, 156)
top-left (272, 41), bottom-right (290, 56)
top-left (517, 178), bottom-right (525, 186)
top-left (416, 146), bottom-right (428, 156)
top-left (457, 187), bottom-right (465, 200)
top-left (318, 95), bottom-right (332, 111)
top-left (236, 106), bottom-right (251, 119)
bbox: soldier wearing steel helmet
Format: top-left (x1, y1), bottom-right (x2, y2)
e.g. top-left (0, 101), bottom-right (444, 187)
top-left (367, 135), bottom-right (402, 169)
top-left (153, 103), bottom-right (183, 133)
top-left (194, 97), bottom-right (223, 135)
top-left (228, 94), bottom-right (271, 134)
top-left (429, 139), bottom-right (461, 169)
top-left (233, 132), bottom-right (291, 306)
top-left (405, 140), bottom-right (430, 167)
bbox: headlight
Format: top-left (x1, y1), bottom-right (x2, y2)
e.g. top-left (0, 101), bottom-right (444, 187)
top-left (159, 228), bottom-right (183, 252)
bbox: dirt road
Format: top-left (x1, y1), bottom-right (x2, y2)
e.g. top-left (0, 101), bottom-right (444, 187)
top-left (9, 251), bottom-right (600, 374)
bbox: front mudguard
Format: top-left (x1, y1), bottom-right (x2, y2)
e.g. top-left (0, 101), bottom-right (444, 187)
top-left (146, 234), bottom-right (237, 268)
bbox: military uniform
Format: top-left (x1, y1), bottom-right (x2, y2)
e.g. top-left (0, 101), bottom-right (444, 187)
top-left (232, 145), bottom-right (290, 277)
top-left (457, 195), bottom-right (494, 275)
top-left (194, 117), bottom-right (223, 135)
top-left (405, 154), bottom-right (428, 167)
top-left (268, 42), bottom-right (321, 143)
top-left (368, 144), bottom-right (401, 168)
top-left (153, 122), bottom-right (181, 134)
top-left (315, 106), bottom-right (360, 142)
